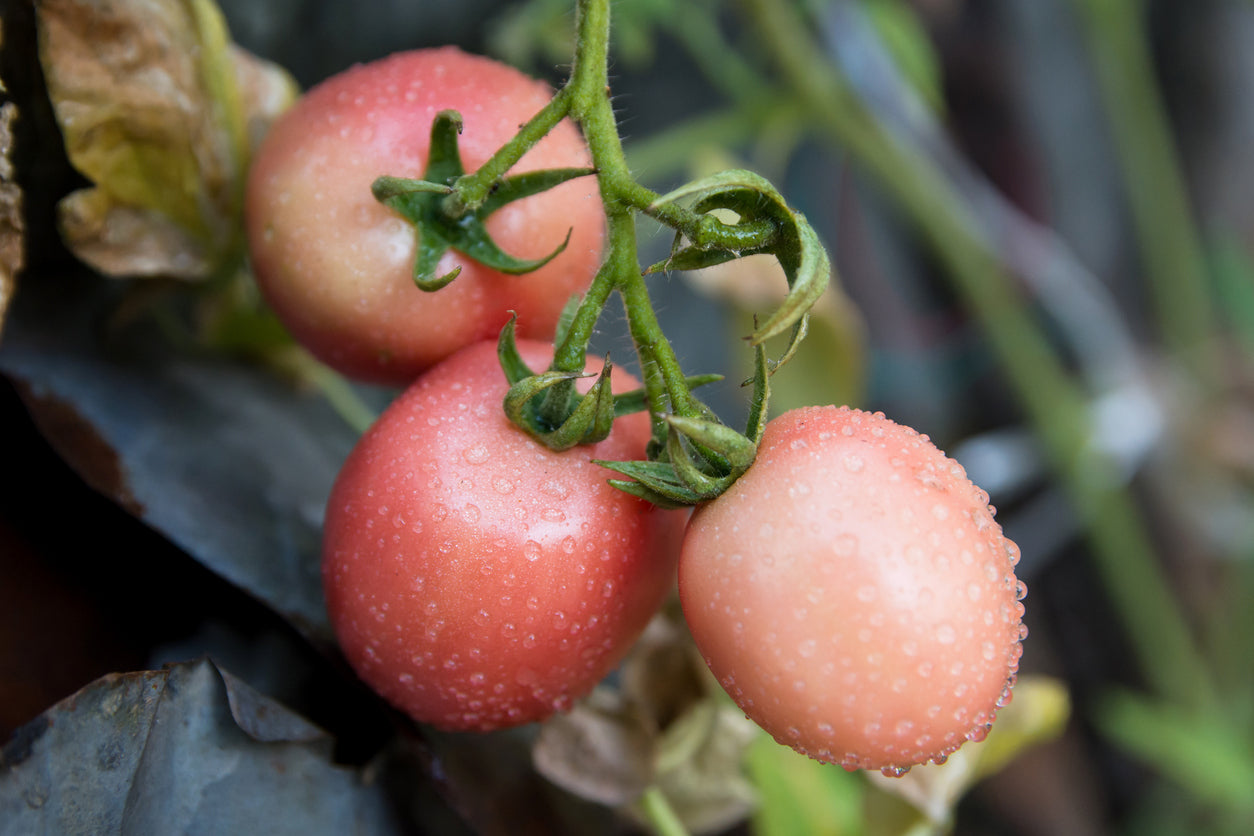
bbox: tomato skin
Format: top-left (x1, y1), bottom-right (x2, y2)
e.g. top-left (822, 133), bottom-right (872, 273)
top-left (679, 406), bottom-right (1025, 771)
top-left (322, 340), bottom-right (683, 731)
top-left (245, 48), bottom-right (604, 385)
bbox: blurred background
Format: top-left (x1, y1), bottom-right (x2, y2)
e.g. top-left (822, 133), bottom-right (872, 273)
top-left (4, 0), bottom-right (1254, 834)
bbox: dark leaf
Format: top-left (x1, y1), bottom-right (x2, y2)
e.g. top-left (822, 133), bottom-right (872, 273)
top-left (0, 659), bottom-right (405, 835)
top-left (0, 273), bottom-right (389, 643)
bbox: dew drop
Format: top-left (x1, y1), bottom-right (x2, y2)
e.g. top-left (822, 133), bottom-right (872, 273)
top-left (523, 541), bottom-right (542, 562)
top-left (1015, 579), bottom-right (1029, 601)
top-left (880, 765), bottom-right (910, 778)
top-left (843, 454), bottom-right (865, 473)
top-left (462, 504), bottom-right (481, 523)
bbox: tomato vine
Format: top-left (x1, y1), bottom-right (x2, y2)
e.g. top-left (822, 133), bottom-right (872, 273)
top-left (376, 0), bottom-right (830, 507)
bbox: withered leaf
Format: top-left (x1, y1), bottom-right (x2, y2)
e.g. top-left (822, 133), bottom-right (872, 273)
top-left (532, 688), bottom-right (655, 807)
top-left (0, 98), bottom-right (23, 339)
top-left (35, 0), bottom-right (297, 280)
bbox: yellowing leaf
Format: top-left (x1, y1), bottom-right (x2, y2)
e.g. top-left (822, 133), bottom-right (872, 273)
top-left (36, 0), bottom-right (297, 279)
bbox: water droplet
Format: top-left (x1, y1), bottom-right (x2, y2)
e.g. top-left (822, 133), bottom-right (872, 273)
top-left (798, 639), bottom-right (817, 658)
top-left (463, 444), bottom-right (490, 465)
top-left (542, 508), bottom-right (566, 523)
top-left (880, 765), bottom-right (910, 778)
top-left (937, 624), bottom-right (956, 645)
top-left (1015, 579), bottom-right (1028, 601)
top-left (843, 454), bottom-right (865, 473)
top-left (834, 534), bottom-right (858, 558)
top-left (462, 504), bottom-right (481, 523)
top-left (1005, 541), bottom-right (1021, 565)
top-left (523, 541), bottom-right (542, 562)
top-left (540, 480), bottom-right (571, 500)
top-left (932, 503), bottom-right (950, 520)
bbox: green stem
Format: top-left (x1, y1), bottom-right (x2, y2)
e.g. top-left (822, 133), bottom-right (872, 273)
top-left (1071, 0), bottom-right (1218, 389)
top-left (742, 0), bottom-right (1213, 711)
top-left (559, 0), bottom-right (709, 422)
top-left (640, 786), bottom-right (691, 836)
top-left (449, 87), bottom-right (573, 213)
top-left (285, 350), bottom-right (378, 435)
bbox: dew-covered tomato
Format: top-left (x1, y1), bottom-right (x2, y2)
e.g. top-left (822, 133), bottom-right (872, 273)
top-left (246, 47), bottom-right (604, 384)
top-left (679, 406), bottom-right (1026, 773)
top-left (323, 340), bottom-right (683, 730)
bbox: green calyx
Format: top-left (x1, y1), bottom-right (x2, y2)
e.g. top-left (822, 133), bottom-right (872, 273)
top-left (372, 109), bottom-right (595, 290)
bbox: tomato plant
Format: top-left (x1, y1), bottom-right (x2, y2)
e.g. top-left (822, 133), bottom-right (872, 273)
top-left (321, 339), bottom-right (684, 731)
top-left (245, 47), bottom-right (605, 385)
top-left (678, 406), bottom-right (1026, 774)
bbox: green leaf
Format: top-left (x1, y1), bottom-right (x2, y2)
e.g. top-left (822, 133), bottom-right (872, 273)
top-left (37, 0), bottom-right (298, 279)
top-left (1095, 689), bottom-right (1254, 813)
top-left (746, 734), bottom-right (865, 836)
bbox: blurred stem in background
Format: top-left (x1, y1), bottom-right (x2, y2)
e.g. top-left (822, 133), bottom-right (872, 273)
top-left (1071, 0), bottom-right (1220, 391)
top-left (739, 0), bottom-right (1213, 714)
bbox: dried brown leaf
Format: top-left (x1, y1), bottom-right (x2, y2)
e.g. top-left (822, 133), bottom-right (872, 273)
top-left (532, 688), bottom-right (654, 807)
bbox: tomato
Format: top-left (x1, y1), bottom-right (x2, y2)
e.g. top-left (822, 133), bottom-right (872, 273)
top-left (322, 339), bottom-right (684, 730)
top-left (678, 406), bottom-right (1025, 773)
top-left (245, 47), bottom-right (604, 385)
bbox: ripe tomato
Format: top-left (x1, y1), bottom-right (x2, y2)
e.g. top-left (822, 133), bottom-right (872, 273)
top-left (679, 406), bottom-right (1025, 773)
top-left (245, 47), bottom-right (604, 385)
top-left (322, 340), bottom-right (684, 730)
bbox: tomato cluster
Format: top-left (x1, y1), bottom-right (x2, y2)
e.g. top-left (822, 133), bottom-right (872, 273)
top-left (248, 48), bottom-right (1025, 773)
